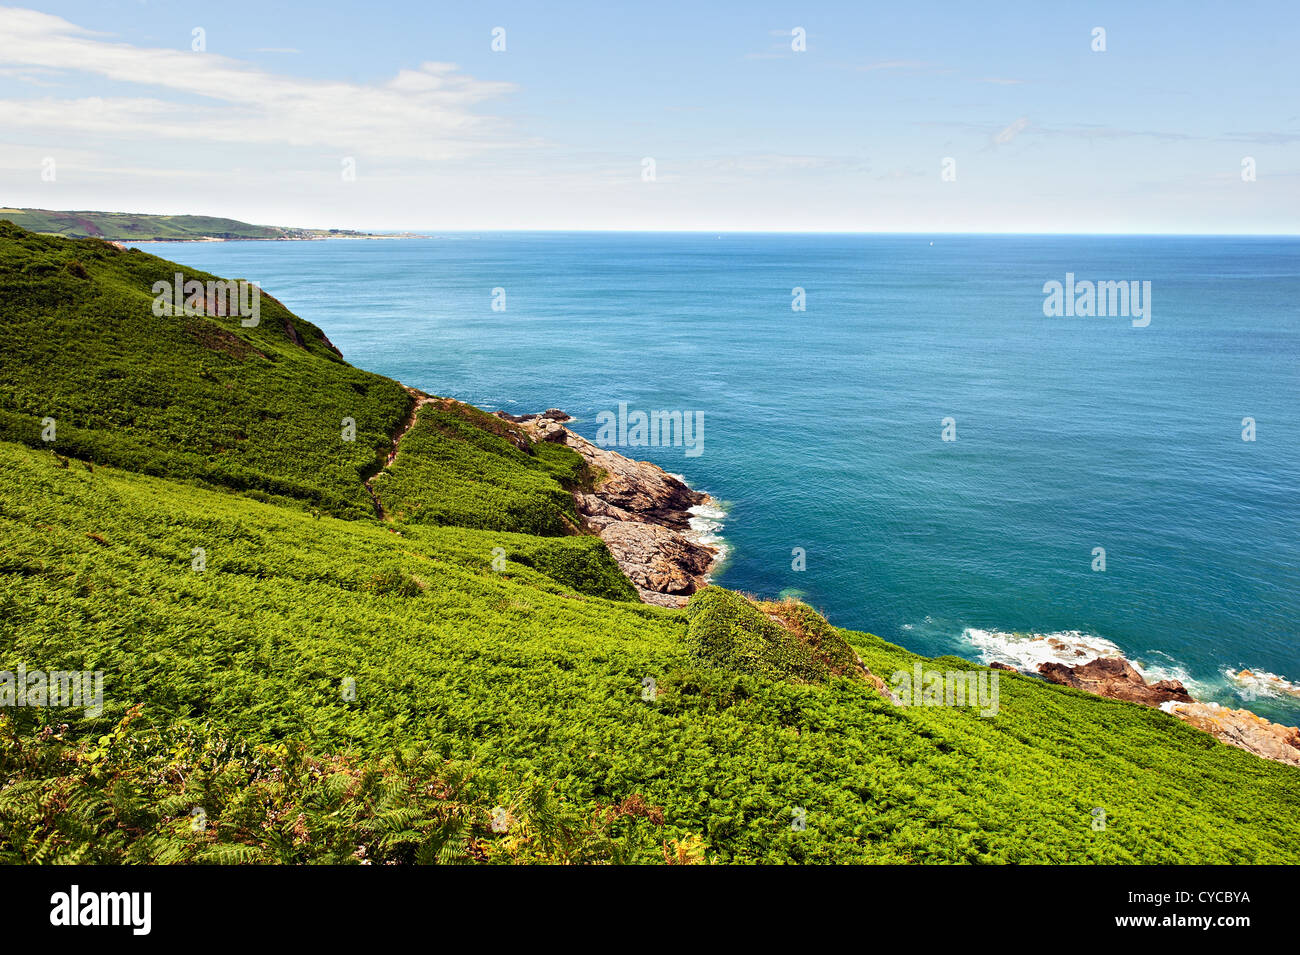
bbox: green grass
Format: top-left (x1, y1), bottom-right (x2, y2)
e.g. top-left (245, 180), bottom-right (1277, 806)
top-left (505, 536), bottom-right (639, 602)
top-left (0, 208), bottom-right (288, 241)
top-left (1, 222), bottom-right (1297, 864)
top-left (687, 587), bottom-right (835, 682)
top-left (2, 441), bottom-right (1297, 863)
top-left (373, 400), bottom-right (588, 535)
top-left (0, 221), bottom-right (411, 518)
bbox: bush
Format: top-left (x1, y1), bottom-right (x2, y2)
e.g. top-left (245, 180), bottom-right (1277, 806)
top-left (0, 707), bottom-right (675, 864)
top-left (685, 587), bottom-right (828, 683)
top-left (508, 536), bottom-right (638, 601)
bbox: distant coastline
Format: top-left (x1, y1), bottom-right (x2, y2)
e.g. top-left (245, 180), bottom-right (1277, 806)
top-left (0, 206), bottom-right (423, 243)
top-left (126, 233), bottom-right (427, 243)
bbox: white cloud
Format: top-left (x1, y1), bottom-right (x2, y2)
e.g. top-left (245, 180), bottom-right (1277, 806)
top-left (0, 6), bottom-right (518, 160)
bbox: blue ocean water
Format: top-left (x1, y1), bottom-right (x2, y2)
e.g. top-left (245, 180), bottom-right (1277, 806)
top-left (134, 234), bottom-right (1300, 722)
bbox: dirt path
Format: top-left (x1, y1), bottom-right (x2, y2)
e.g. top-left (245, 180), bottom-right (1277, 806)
top-left (364, 387), bottom-right (434, 520)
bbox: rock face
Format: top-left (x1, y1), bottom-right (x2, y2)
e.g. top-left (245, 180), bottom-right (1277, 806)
top-left (597, 521), bottom-right (715, 603)
top-left (1038, 657), bottom-right (1194, 706)
top-left (1161, 701), bottom-right (1300, 766)
top-left (534, 422), bottom-right (706, 527)
top-left (520, 417), bottom-right (718, 608)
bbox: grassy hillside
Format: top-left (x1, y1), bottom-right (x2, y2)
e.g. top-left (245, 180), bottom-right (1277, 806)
top-left (0, 208), bottom-right (290, 241)
top-left (0, 221), bottom-right (411, 517)
top-left (0, 208), bottom-right (412, 242)
top-left (1, 223), bottom-right (1296, 864)
top-left (373, 399), bottom-right (589, 535)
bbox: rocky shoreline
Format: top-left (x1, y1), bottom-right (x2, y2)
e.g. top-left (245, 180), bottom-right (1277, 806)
top-left (501, 410), bottom-right (721, 608)
top-left (1030, 655), bottom-right (1300, 766)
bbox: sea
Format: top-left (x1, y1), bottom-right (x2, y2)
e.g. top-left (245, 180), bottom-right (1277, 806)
top-left (131, 233), bottom-right (1300, 723)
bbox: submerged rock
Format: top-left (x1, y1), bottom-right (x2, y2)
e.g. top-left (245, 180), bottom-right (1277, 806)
top-left (493, 408), bottom-right (573, 425)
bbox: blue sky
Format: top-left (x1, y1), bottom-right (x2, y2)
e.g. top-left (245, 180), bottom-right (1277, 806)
top-left (1, 1), bottom-right (1297, 231)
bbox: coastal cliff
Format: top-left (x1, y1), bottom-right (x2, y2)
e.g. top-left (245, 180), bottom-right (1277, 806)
top-left (504, 404), bottom-right (1300, 766)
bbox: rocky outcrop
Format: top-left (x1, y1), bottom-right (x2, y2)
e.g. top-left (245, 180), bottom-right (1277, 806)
top-left (1160, 701), bottom-right (1300, 766)
top-left (538, 423), bottom-right (707, 529)
top-left (1229, 668), bottom-right (1300, 700)
top-left (597, 520), bottom-right (716, 604)
top-left (1038, 657), bottom-right (1193, 706)
top-left (519, 416), bottom-right (719, 608)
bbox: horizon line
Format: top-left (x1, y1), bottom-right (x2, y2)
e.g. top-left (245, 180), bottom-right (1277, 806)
top-left (10, 207), bottom-right (1297, 238)
top-left (132, 227), bottom-right (1300, 238)
top-left (387, 228), bottom-right (1300, 237)
top-left (12, 209), bottom-right (1296, 239)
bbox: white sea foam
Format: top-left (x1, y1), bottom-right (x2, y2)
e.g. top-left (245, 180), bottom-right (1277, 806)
top-left (963, 627), bottom-right (1126, 671)
top-left (1224, 666), bottom-right (1300, 700)
top-left (688, 501), bottom-right (727, 522)
top-left (1128, 652), bottom-right (1207, 697)
top-left (686, 500), bottom-right (729, 575)
top-left (961, 628), bottom-right (1214, 696)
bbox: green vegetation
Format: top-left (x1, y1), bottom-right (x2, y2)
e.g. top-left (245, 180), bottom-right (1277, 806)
top-left (0, 208), bottom-right (396, 242)
top-left (759, 597), bottom-right (866, 678)
top-left (0, 221), bottom-right (410, 517)
top-left (687, 587), bottom-right (839, 683)
top-left (0, 706), bottom-right (678, 864)
top-left (505, 536), bottom-right (639, 602)
top-left (373, 400), bottom-right (587, 535)
top-left (1, 222), bottom-right (1297, 864)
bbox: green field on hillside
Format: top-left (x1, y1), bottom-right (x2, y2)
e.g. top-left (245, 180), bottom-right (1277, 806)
top-left (0, 208), bottom-right (290, 241)
top-left (0, 222), bottom-right (410, 517)
top-left (373, 400), bottom-right (589, 535)
top-left (1, 222), bottom-right (1296, 864)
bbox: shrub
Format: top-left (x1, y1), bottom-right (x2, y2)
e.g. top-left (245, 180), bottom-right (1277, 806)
top-left (685, 587), bottom-right (828, 683)
top-left (508, 536), bottom-right (638, 601)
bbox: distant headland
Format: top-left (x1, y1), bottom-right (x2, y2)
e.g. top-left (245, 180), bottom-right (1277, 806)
top-left (0, 207), bottom-right (423, 243)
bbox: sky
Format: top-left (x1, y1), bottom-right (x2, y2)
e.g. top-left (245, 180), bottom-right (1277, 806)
top-left (0, 1), bottom-right (1297, 233)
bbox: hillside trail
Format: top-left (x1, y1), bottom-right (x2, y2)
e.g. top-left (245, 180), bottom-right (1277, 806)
top-left (364, 387), bottom-right (434, 520)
